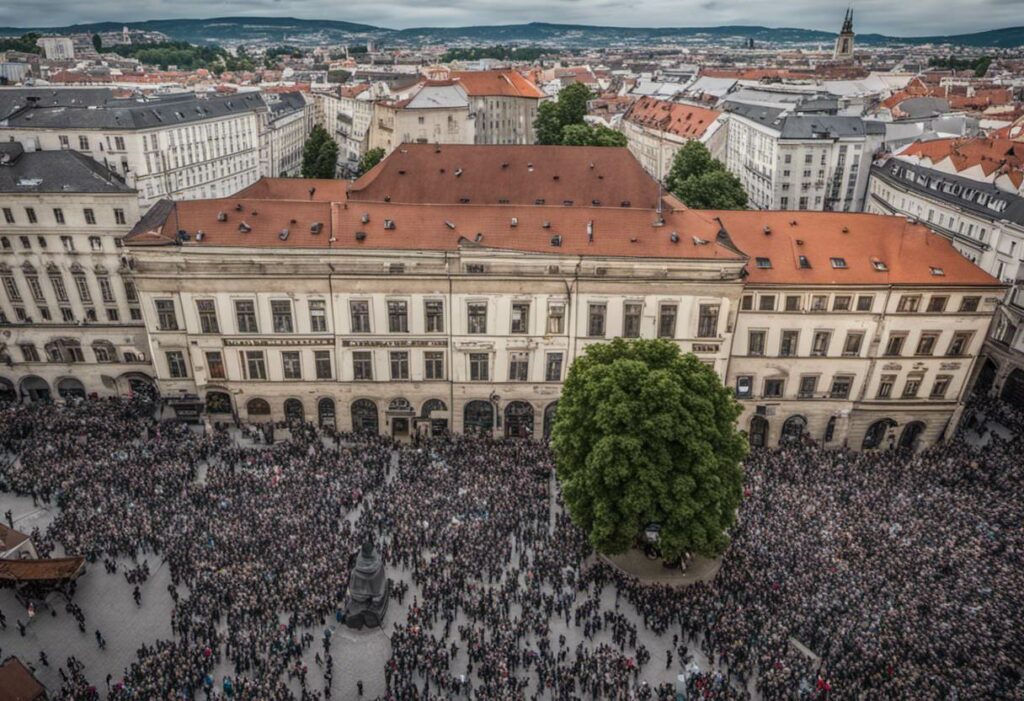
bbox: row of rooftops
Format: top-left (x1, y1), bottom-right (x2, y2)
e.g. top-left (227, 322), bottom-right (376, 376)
top-left (126, 143), bottom-right (1000, 288)
top-left (724, 102), bottom-right (886, 139)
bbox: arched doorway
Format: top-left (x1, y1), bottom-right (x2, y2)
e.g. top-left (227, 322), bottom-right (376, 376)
top-left (387, 397), bottom-right (414, 439)
top-left (57, 377), bottom-right (86, 400)
top-left (421, 399), bottom-right (448, 436)
top-left (351, 399), bottom-right (379, 434)
top-left (247, 398), bottom-right (271, 417)
top-left (284, 398), bottom-right (305, 424)
top-left (318, 398), bottom-right (336, 429)
top-left (206, 391), bottom-right (233, 414)
top-left (120, 372), bottom-right (158, 402)
top-left (1001, 369), bottom-right (1024, 409)
top-left (20, 376), bottom-right (50, 403)
top-left (824, 416), bottom-right (837, 444)
top-left (543, 401), bottom-right (559, 440)
top-left (899, 421), bottom-right (925, 450)
top-left (974, 358), bottom-right (997, 396)
top-left (504, 401), bottom-right (535, 439)
top-left (0, 378), bottom-right (16, 404)
top-left (464, 400), bottom-right (494, 435)
top-left (862, 418), bottom-right (896, 450)
top-left (749, 415), bottom-right (769, 448)
top-left (781, 415), bottom-right (807, 443)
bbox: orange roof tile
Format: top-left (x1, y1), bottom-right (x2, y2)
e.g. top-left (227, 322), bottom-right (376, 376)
top-left (624, 97), bottom-right (721, 139)
top-left (450, 70), bottom-right (544, 99)
top-left (235, 177), bottom-right (348, 202)
top-left (900, 137), bottom-right (1024, 188)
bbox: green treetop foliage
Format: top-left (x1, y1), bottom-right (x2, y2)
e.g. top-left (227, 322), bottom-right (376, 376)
top-left (440, 45), bottom-right (548, 62)
top-left (665, 141), bottom-right (748, 210)
top-left (300, 125), bottom-right (339, 179)
top-left (357, 147), bottom-right (386, 177)
top-left (92, 33), bottom-right (103, 53)
top-left (0, 33), bottom-right (43, 54)
top-left (928, 54), bottom-right (993, 77)
top-left (534, 82), bottom-right (593, 145)
top-left (103, 41), bottom-right (254, 73)
top-left (560, 123), bottom-right (627, 147)
top-left (551, 338), bottom-right (747, 561)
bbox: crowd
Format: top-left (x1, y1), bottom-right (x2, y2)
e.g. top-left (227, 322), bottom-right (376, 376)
top-left (0, 394), bottom-right (1020, 700)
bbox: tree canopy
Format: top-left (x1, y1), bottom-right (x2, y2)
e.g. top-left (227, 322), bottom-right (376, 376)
top-left (103, 41), bottom-right (254, 73)
top-left (357, 147), bottom-right (386, 177)
top-left (560, 123), bottom-right (628, 148)
top-left (665, 141), bottom-right (748, 210)
top-left (0, 33), bottom-right (42, 55)
top-left (534, 83), bottom-right (596, 146)
top-left (300, 126), bottom-right (340, 179)
top-left (551, 338), bottom-right (747, 561)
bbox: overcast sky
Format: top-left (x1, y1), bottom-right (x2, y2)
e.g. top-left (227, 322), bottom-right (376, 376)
top-left (2, 0), bottom-right (1020, 36)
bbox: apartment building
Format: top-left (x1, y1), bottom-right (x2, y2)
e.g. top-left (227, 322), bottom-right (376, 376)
top-left (724, 103), bottom-right (885, 212)
top-left (450, 70), bottom-right (544, 145)
top-left (262, 92), bottom-right (313, 178)
top-left (0, 143), bottom-right (154, 403)
top-left (621, 96), bottom-right (726, 181)
top-left (367, 81), bottom-right (475, 155)
top-left (122, 143), bottom-right (1000, 447)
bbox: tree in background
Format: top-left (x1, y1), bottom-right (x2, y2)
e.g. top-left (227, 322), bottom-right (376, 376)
top-left (534, 82), bottom-right (594, 145)
top-left (301, 126), bottom-right (340, 179)
top-left (560, 123), bottom-right (627, 148)
top-left (665, 141), bottom-right (748, 210)
top-left (357, 147), bottom-right (386, 177)
top-left (551, 338), bottom-right (747, 561)
top-left (92, 34), bottom-right (103, 54)
top-left (0, 33), bottom-right (43, 55)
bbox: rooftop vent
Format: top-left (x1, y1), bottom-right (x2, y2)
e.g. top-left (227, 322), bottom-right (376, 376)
top-left (553, 175), bottom-right (560, 181)
top-left (790, 219), bottom-right (798, 226)
top-left (195, 231), bottom-right (205, 241)
top-left (592, 199), bottom-right (601, 206)
top-left (310, 222), bottom-right (323, 235)
top-left (459, 197), bottom-right (470, 204)
top-left (535, 198), bottom-right (545, 205)
top-left (445, 220), bottom-right (456, 229)
top-left (355, 231), bottom-right (367, 241)
top-left (620, 200), bottom-right (631, 208)
top-left (474, 233), bottom-right (484, 243)
top-left (398, 169), bottom-right (406, 175)
top-left (361, 213), bottom-right (370, 224)
top-left (384, 195), bottom-right (391, 202)
top-left (542, 221), bottom-right (551, 229)
top-left (238, 222), bottom-right (251, 233)
top-left (501, 162), bottom-right (509, 169)
top-left (795, 239), bottom-right (804, 246)
top-left (308, 187), bottom-right (316, 198)
top-left (550, 235), bottom-right (562, 247)
top-left (279, 228), bottom-right (289, 241)
top-left (217, 211), bottom-right (227, 222)
top-left (763, 226), bottom-right (772, 235)
top-left (454, 168), bottom-right (463, 177)
top-left (587, 221), bottom-right (594, 242)
top-left (510, 217), bottom-right (518, 227)
top-left (841, 226), bottom-right (849, 233)
top-left (383, 219), bottom-right (395, 230)
top-left (234, 203), bottom-right (243, 212)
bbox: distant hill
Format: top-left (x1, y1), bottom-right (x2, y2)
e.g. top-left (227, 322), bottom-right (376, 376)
top-left (0, 16), bottom-right (1021, 49)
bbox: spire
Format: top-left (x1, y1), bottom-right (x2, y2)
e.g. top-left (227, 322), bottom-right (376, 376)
top-left (841, 7), bottom-right (854, 34)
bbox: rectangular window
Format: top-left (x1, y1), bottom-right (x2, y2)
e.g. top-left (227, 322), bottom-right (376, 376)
top-left (798, 375), bottom-right (818, 398)
top-left (588, 303), bottom-right (607, 337)
top-left (842, 332), bottom-right (864, 356)
top-left (352, 351), bottom-right (373, 380)
top-left (424, 351), bottom-right (444, 380)
top-left (748, 330), bottom-right (766, 356)
top-left (123, 280), bottom-right (138, 303)
top-left (244, 351), bottom-right (267, 380)
top-left (25, 275), bottom-right (44, 303)
top-left (390, 351), bottom-right (409, 380)
top-left (658, 303), bottom-right (678, 338)
top-left (20, 344), bottom-right (40, 362)
top-left (89, 236), bottom-right (102, 252)
top-left (811, 330), bottom-right (832, 356)
top-left (735, 375), bottom-right (752, 398)
top-left (79, 136), bottom-right (89, 150)
top-left (97, 277), bottom-right (114, 304)
top-left (856, 295), bottom-right (873, 312)
top-left (947, 331), bottom-right (973, 356)
top-left (350, 300), bottom-right (370, 333)
top-left (780, 330), bottom-right (799, 357)
top-left (84, 208), bottom-right (96, 225)
top-left (741, 294), bottom-right (753, 311)
top-left (166, 351), bottom-right (188, 379)
top-left (467, 302), bottom-right (488, 334)
top-left (697, 304), bottom-right (719, 338)
top-left (53, 208), bottom-right (65, 224)
top-left (73, 274), bottom-right (92, 303)
top-left (155, 299), bottom-right (178, 330)
top-left (106, 307), bottom-right (119, 322)
top-left (927, 296), bottom-right (948, 313)
top-left (508, 351), bottom-right (530, 381)
top-left (878, 375), bottom-right (895, 399)
top-left (622, 302), bottom-right (642, 337)
top-left (469, 353), bottom-right (489, 381)
top-left (206, 351), bottom-right (226, 379)
top-left (763, 378), bottom-right (784, 398)
top-left (547, 303), bottom-right (565, 334)
top-left (829, 375), bottom-right (853, 399)
top-left (545, 353), bottom-right (563, 382)
top-left (884, 333), bottom-right (906, 356)
top-left (510, 302), bottom-right (530, 334)
top-left (897, 295), bottom-right (921, 312)
top-left (234, 300), bottom-right (258, 333)
top-left (25, 207), bottom-right (37, 224)
top-left (784, 295), bottom-right (802, 312)
top-left (61, 307), bottom-right (74, 322)
top-left (758, 295), bottom-right (776, 311)
top-left (424, 300), bottom-right (444, 333)
top-left (1, 276), bottom-right (21, 303)
top-left (387, 300), bottom-right (408, 333)
top-left (114, 208), bottom-right (126, 225)
top-left (314, 350), bottom-right (332, 379)
top-left (902, 376), bottom-right (922, 399)
top-left (308, 300), bottom-right (327, 332)
top-left (282, 351), bottom-right (302, 380)
top-left (2, 208), bottom-right (13, 223)
top-left (271, 300), bottom-right (294, 333)
top-left (930, 375), bottom-right (952, 399)
top-left (915, 333), bottom-right (939, 356)
top-left (196, 299), bottom-right (219, 334)
top-left (832, 295), bottom-right (851, 312)
top-left (810, 295), bottom-right (828, 312)
top-left (959, 296), bottom-right (980, 312)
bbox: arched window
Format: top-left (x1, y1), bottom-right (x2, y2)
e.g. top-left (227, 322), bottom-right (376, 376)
top-left (351, 399), bottom-right (379, 433)
top-left (92, 340), bottom-right (117, 364)
top-left (862, 418), bottom-right (896, 450)
top-left (504, 401), bottom-right (534, 438)
top-left (421, 399), bottom-right (447, 417)
top-left (206, 391), bottom-right (232, 414)
top-left (899, 422), bottom-right (926, 450)
top-left (57, 377), bottom-right (86, 399)
top-left (1002, 369), bottom-right (1024, 409)
top-left (543, 401), bottom-right (559, 440)
top-left (20, 376), bottom-right (50, 403)
top-left (284, 398), bottom-right (304, 423)
top-left (464, 400), bottom-right (494, 434)
top-left (824, 416), bottom-right (837, 444)
top-left (0, 377), bottom-right (17, 403)
top-left (781, 415), bottom-right (807, 443)
top-left (318, 398), bottom-right (336, 429)
top-left (247, 398), bottom-right (271, 416)
top-left (749, 415), bottom-right (769, 448)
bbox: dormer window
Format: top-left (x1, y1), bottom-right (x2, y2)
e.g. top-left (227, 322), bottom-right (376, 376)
top-left (755, 257), bottom-right (772, 269)
top-left (930, 267), bottom-right (945, 276)
top-left (798, 256), bottom-right (811, 269)
top-left (872, 260), bottom-right (888, 271)
top-left (830, 257), bottom-right (847, 269)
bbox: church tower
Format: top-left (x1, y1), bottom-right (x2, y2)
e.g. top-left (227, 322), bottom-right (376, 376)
top-left (833, 8), bottom-right (855, 61)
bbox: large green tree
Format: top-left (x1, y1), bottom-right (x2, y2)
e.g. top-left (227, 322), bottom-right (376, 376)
top-left (665, 141), bottom-right (748, 210)
top-left (301, 126), bottom-right (339, 179)
top-left (534, 82), bottom-right (594, 146)
top-left (560, 123), bottom-right (627, 147)
top-left (356, 147), bottom-right (386, 176)
top-left (551, 338), bottom-right (747, 560)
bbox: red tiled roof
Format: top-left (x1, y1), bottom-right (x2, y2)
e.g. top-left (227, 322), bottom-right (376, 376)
top-left (624, 97), bottom-right (721, 139)
top-left (717, 211), bottom-right (1001, 287)
top-left (0, 556), bottom-right (85, 582)
top-left (235, 177), bottom-right (348, 202)
top-left (900, 137), bottom-right (1024, 188)
top-left (348, 143), bottom-right (662, 209)
top-left (0, 657), bottom-right (46, 701)
top-left (450, 70), bottom-right (544, 99)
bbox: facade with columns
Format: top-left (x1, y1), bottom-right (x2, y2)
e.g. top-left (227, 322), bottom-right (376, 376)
top-left (123, 144), bottom-right (1002, 448)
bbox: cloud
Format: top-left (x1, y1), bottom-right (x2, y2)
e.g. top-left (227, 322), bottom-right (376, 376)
top-left (0, 0), bottom-right (1019, 36)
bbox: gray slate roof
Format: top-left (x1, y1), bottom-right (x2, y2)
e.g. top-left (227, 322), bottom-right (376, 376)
top-left (0, 88), bottom-right (266, 130)
top-left (0, 143), bottom-right (134, 194)
top-left (725, 102), bottom-right (884, 139)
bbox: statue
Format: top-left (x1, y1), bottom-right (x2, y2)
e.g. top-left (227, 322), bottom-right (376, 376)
top-left (343, 541), bottom-right (391, 629)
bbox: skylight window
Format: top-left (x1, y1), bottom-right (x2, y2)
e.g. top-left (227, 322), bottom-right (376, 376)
top-left (930, 266), bottom-right (945, 276)
top-left (830, 257), bottom-right (848, 269)
top-left (872, 260), bottom-right (888, 271)
top-left (798, 256), bottom-right (811, 269)
top-left (755, 257), bottom-right (772, 269)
